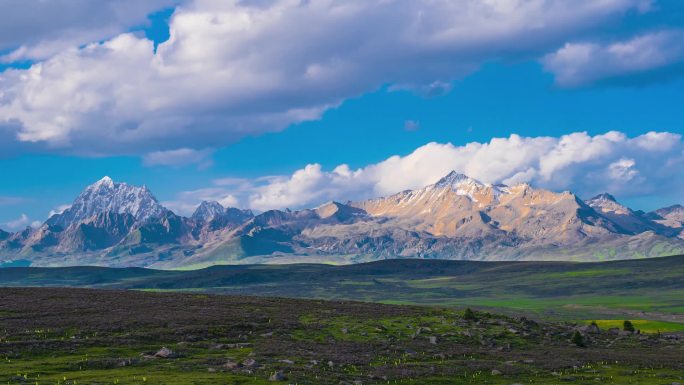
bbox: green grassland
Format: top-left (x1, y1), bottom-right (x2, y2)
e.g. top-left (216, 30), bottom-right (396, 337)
top-left (584, 319), bottom-right (684, 333)
top-left (0, 288), bottom-right (682, 384)
top-left (1, 255), bottom-right (683, 326)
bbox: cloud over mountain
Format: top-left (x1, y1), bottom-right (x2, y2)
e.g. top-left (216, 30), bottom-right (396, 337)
top-left (166, 131), bottom-right (684, 213)
top-left (0, 0), bottom-right (651, 156)
top-left (4, 166), bottom-right (684, 267)
top-left (2, 213), bottom-right (41, 231)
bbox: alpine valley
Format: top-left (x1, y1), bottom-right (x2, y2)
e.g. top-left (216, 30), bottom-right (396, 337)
top-left (1, 173), bottom-right (683, 268)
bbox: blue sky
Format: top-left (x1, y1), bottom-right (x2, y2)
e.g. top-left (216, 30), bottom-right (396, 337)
top-left (1, 0), bottom-right (684, 230)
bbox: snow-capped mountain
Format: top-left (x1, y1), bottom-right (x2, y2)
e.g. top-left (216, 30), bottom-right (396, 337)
top-left (353, 172), bottom-right (618, 242)
top-left (433, 171), bottom-right (507, 203)
top-left (47, 176), bottom-right (166, 229)
top-left (192, 201), bottom-right (227, 222)
top-left (9, 177), bottom-right (179, 255)
top-left (1, 173), bottom-right (683, 268)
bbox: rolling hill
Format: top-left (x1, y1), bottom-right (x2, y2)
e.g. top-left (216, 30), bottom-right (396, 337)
top-left (2, 255), bottom-right (682, 322)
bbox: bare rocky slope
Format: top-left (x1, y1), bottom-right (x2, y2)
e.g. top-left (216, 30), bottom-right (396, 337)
top-left (1, 173), bottom-right (683, 268)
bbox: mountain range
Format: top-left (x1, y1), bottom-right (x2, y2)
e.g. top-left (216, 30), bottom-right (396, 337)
top-left (1, 173), bottom-right (683, 268)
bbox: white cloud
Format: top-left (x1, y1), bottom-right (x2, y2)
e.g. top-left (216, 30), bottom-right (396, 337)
top-left (3, 214), bottom-right (41, 231)
top-left (48, 204), bottom-right (72, 219)
top-left (248, 164), bottom-right (369, 211)
top-left (0, 0), bottom-right (176, 62)
top-left (169, 131), bottom-right (684, 212)
top-left (543, 30), bottom-right (684, 86)
top-left (162, 187), bottom-right (238, 216)
top-left (143, 148), bottom-right (213, 168)
top-left (0, 0), bottom-right (650, 156)
top-left (607, 158), bottom-right (638, 182)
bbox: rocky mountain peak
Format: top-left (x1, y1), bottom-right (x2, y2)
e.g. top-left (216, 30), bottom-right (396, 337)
top-left (192, 201), bottom-right (226, 222)
top-left (429, 171), bottom-right (506, 204)
top-left (434, 171), bottom-right (482, 189)
top-left (590, 193), bottom-right (617, 203)
top-left (46, 177), bottom-right (166, 229)
top-left (3, 174), bottom-right (684, 268)
top-left (649, 204), bottom-right (684, 227)
top-left (584, 192), bottom-right (672, 235)
top-left (315, 201), bottom-right (367, 221)
top-left (315, 201), bottom-right (345, 217)
top-left (655, 204), bottom-right (684, 216)
top-left (93, 176), bottom-right (115, 189)
top-left (586, 193), bottom-right (631, 215)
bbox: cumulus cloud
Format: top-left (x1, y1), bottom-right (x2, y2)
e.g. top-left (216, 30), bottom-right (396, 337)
top-left (0, 0), bottom-right (650, 156)
top-left (163, 187), bottom-right (239, 216)
top-left (248, 164), bottom-right (373, 211)
top-left (0, 0), bottom-right (176, 62)
top-left (543, 30), bottom-right (684, 87)
top-left (143, 148), bottom-right (214, 168)
top-left (2, 214), bottom-right (41, 231)
top-left (168, 131), bottom-right (684, 212)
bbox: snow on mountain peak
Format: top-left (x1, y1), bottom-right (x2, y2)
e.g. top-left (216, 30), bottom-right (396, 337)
top-left (47, 177), bottom-right (166, 228)
top-left (84, 176), bottom-right (116, 192)
top-left (590, 193), bottom-right (617, 203)
top-left (434, 171), bottom-right (481, 189)
top-left (431, 171), bottom-right (504, 202)
top-left (586, 192), bottom-right (631, 215)
top-left (192, 201), bottom-right (226, 222)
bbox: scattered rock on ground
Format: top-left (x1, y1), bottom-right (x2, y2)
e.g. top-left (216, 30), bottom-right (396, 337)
top-left (154, 347), bottom-right (176, 358)
top-left (579, 324), bottom-right (600, 334)
top-left (224, 360), bottom-right (240, 369)
top-left (269, 371), bottom-right (287, 381)
top-left (242, 358), bottom-right (259, 368)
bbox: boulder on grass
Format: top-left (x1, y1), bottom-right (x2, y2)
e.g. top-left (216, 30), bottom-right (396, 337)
top-left (154, 347), bottom-right (177, 358)
top-left (269, 371), bottom-right (287, 381)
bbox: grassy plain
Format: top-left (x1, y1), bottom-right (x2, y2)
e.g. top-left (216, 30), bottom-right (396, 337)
top-left (1, 255), bottom-right (682, 324)
top-left (0, 288), bottom-right (682, 384)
